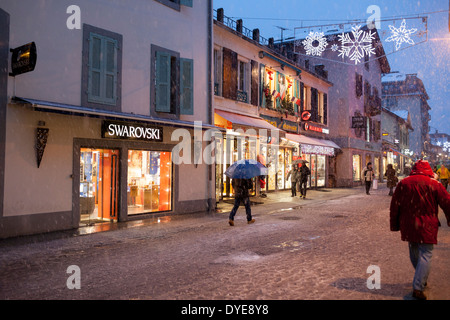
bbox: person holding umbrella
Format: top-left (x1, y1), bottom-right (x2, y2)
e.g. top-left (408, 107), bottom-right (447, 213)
top-left (225, 159), bottom-right (267, 226)
top-left (299, 162), bottom-right (311, 199)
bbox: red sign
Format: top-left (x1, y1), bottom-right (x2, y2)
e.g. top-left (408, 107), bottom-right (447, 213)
top-left (303, 122), bottom-right (329, 134)
top-left (301, 111), bottom-right (311, 121)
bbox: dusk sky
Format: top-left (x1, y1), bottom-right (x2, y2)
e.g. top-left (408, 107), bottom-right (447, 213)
top-left (213, 0), bottom-right (450, 135)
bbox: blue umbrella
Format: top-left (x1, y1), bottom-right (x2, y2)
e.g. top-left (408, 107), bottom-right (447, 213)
top-left (225, 159), bottom-right (268, 179)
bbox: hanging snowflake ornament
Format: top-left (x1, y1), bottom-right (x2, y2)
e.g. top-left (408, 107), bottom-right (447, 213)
top-left (386, 19), bottom-right (417, 50)
top-left (302, 31), bottom-right (328, 56)
top-left (338, 25), bottom-right (375, 65)
top-left (331, 44), bottom-right (339, 52)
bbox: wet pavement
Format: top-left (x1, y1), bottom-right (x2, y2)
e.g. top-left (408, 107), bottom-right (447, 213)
top-left (1, 183), bottom-right (450, 302)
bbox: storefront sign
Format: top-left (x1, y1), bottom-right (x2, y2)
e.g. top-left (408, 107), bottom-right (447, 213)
top-left (303, 122), bottom-right (329, 134)
top-left (301, 144), bottom-right (334, 156)
top-left (102, 121), bottom-right (163, 142)
top-left (280, 120), bottom-right (298, 133)
top-left (10, 42), bottom-right (37, 76)
top-left (351, 116), bottom-right (366, 128)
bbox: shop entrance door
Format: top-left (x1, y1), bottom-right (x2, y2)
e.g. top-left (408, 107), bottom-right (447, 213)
top-left (80, 148), bottom-right (119, 226)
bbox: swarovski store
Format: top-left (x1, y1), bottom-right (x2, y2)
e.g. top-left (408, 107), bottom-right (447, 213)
top-left (78, 120), bottom-right (174, 226)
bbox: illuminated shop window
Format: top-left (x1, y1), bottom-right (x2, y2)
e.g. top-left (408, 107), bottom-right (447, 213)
top-left (127, 150), bottom-right (172, 215)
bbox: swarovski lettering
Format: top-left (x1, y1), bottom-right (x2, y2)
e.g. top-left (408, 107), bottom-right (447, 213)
top-left (106, 122), bottom-right (162, 141)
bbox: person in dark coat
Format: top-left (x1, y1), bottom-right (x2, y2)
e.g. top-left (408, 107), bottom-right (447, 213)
top-left (390, 160), bottom-right (450, 300)
top-left (384, 164), bottom-right (398, 196)
top-left (299, 164), bottom-right (311, 199)
top-left (229, 178), bottom-right (255, 226)
top-left (286, 165), bottom-right (299, 197)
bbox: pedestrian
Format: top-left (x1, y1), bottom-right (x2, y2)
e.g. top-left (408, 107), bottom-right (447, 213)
top-left (390, 160), bottom-right (450, 300)
top-left (229, 178), bottom-right (255, 226)
top-left (361, 162), bottom-right (374, 195)
top-left (384, 164), bottom-right (398, 196)
top-left (299, 163), bottom-right (311, 199)
top-left (436, 164), bottom-right (449, 191)
top-left (286, 165), bottom-right (299, 197)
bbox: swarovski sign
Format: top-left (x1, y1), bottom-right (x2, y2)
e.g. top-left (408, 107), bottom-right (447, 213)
top-left (102, 120), bottom-right (163, 142)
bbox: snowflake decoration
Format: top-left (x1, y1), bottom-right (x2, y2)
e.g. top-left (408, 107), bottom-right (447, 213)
top-left (386, 19), bottom-right (417, 50)
top-left (331, 44), bottom-right (339, 52)
top-left (338, 25), bottom-right (375, 65)
top-left (302, 31), bottom-right (328, 56)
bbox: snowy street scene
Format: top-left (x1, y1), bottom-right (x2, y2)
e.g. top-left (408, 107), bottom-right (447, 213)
top-left (1, 0), bottom-right (450, 306)
top-left (1, 185), bottom-right (449, 303)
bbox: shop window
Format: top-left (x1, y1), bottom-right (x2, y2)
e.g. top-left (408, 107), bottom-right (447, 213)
top-left (317, 155), bottom-right (326, 187)
top-left (127, 150), bottom-right (172, 215)
top-left (353, 154), bottom-right (361, 181)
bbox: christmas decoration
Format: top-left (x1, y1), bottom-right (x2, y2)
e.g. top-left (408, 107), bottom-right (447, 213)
top-left (302, 31), bottom-right (328, 56)
top-left (338, 25), bottom-right (375, 65)
top-left (385, 19), bottom-right (417, 50)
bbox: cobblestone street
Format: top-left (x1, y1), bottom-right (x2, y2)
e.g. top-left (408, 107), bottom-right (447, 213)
top-left (1, 184), bottom-right (450, 301)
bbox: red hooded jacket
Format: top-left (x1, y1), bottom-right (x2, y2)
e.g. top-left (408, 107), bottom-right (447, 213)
top-left (390, 160), bottom-right (450, 244)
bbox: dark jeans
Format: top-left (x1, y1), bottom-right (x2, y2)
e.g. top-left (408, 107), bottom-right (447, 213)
top-left (365, 181), bottom-right (372, 194)
top-left (229, 196), bottom-right (252, 221)
top-left (299, 180), bottom-right (307, 197)
top-left (291, 181), bottom-right (297, 196)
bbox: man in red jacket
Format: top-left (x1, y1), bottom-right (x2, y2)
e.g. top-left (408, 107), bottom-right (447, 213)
top-left (390, 160), bottom-right (450, 300)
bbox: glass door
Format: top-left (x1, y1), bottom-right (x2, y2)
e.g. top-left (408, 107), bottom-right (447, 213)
top-left (80, 148), bottom-right (119, 226)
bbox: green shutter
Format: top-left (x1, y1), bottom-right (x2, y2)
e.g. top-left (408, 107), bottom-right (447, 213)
top-left (180, 0), bottom-right (193, 7)
top-left (88, 33), bottom-right (118, 105)
top-left (156, 51), bottom-right (171, 113)
top-left (180, 58), bottom-right (194, 115)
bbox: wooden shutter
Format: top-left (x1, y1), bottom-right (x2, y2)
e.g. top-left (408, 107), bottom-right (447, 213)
top-left (180, 58), bottom-right (194, 115)
top-left (323, 93), bottom-right (328, 125)
top-left (251, 60), bottom-right (259, 106)
top-left (155, 51), bottom-right (171, 113)
top-left (311, 87), bottom-right (318, 122)
top-left (88, 33), bottom-right (118, 105)
top-left (300, 82), bottom-right (304, 113)
top-left (259, 64), bottom-right (265, 107)
top-left (222, 47), bottom-right (237, 100)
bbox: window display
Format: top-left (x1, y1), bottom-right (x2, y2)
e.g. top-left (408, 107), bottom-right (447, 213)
top-left (353, 154), bottom-right (361, 181)
top-left (127, 150), bottom-right (172, 215)
top-left (317, 155), bottom-right (326, 187)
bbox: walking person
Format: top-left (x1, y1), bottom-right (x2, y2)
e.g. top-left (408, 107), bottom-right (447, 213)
top-left (286, 165), bottom-right (299, 197)
top-left (390, 160), bottom-right (450, 300)
top-left (384, 164), bottom-right (398, 196)
top-left (361, 162), bottom-right (374, 195)
top-left (299, 163), bottom-right (311, 199)
top-left (436, 164), bottom-right (449, 191)
top-left (229, 178), bottom-right (255, 226)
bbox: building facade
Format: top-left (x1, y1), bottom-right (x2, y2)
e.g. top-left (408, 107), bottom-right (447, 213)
top-left (381, 106), bottom-right (414, 176)
top-left (213, 9), bottom-right (338, 201)
top-left (382, 72), bottom-right (431, 160)
top-left (286, 26), bottom-right (390, 187)
top-left (0, 0), bottom-right (214, 238)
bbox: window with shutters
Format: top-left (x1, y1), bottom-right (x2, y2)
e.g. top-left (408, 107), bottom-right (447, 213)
top-left (151, 45), bottom-right (194, 117)
top-left (82, 25), bottom-right (122, 111)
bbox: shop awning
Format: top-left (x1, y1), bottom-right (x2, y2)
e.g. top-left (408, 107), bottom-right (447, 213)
top-left (286, 133), bottom-right (340, 156)
top-left (285, 133), bottom-right (341, 149)
top-left (12, 97), bottom-right (222, 131)
top-left (215, 109), bottom-right (285, 137)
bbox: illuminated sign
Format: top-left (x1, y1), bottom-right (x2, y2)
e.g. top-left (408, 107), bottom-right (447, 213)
top-left (10, 42), bottom-right (37, 76)
top-left (102, 121), bottom-right (163, 142)
top-left (303, 122), bottom-right (329, 134)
